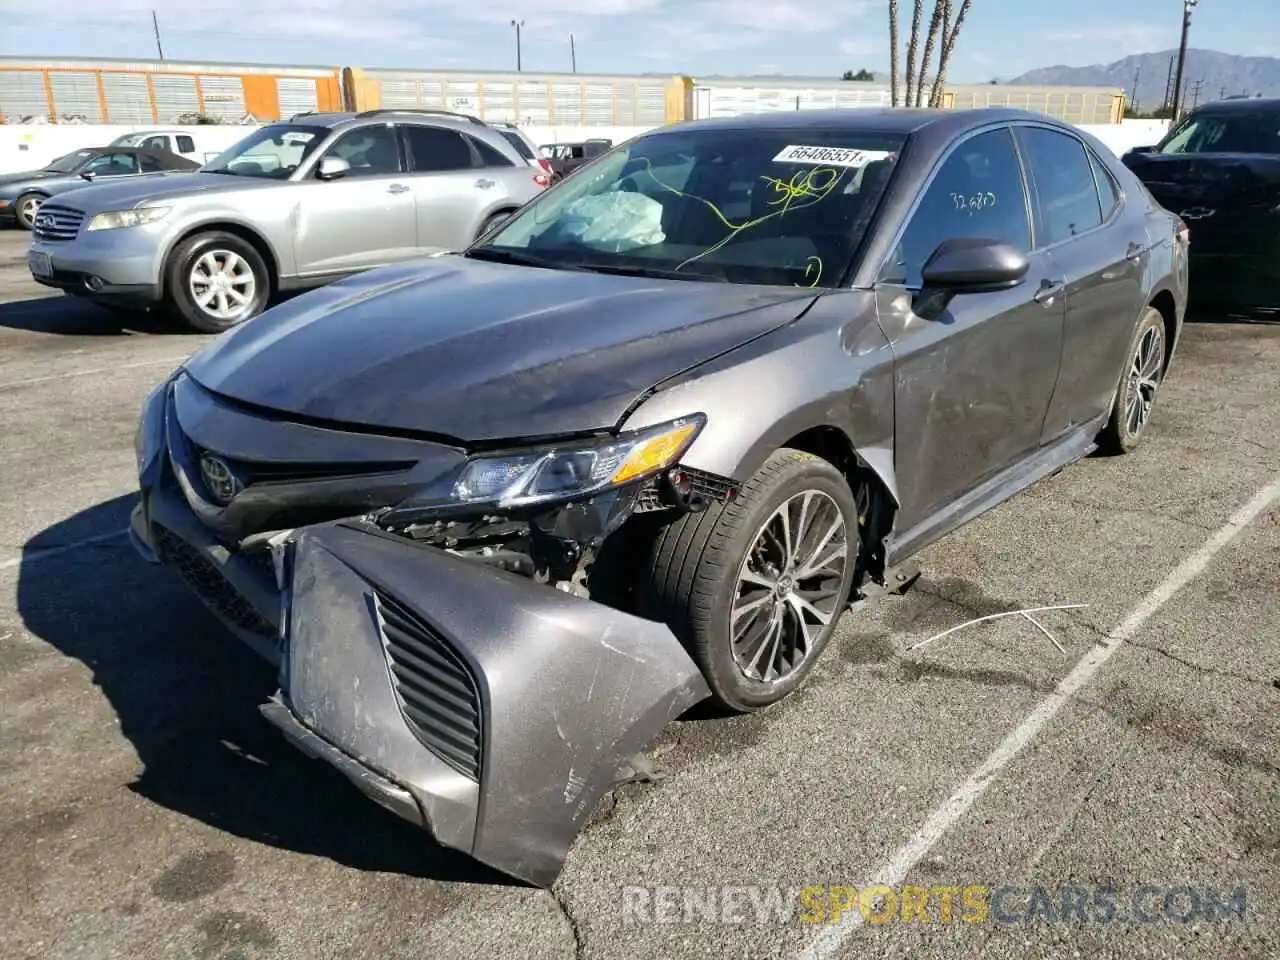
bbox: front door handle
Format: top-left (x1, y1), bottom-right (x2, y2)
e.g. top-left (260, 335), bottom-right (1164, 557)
top-left (387, 183), bottom-right (410, 194)
top-left (1033, 280), bottom-right (1065, 305)
top-left (1125, 241), bottom-right (1145, 262)
top-left (475, 178), bottom-right (495, 189)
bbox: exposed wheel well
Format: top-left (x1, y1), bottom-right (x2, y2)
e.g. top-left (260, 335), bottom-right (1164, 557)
top-left (781, 426), bottom-right (896, 585)
top-left (164, 223), bottom-right (280, 296)
top-left (1148, 289), bottom-right (1178, 363)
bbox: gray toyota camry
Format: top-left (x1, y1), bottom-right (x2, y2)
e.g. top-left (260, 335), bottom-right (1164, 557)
top-left (130, 107), bottom-right (1189, 886)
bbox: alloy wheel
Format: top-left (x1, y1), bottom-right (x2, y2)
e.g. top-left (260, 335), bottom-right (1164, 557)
top-left (18, 195), bottom-right (42, 227)
top-left (1125, 324), bottom-right (1164, 437)
top-left (189, 249), bottom-right (256, 322)
top-left (730, 489), bottom-right (849, 683)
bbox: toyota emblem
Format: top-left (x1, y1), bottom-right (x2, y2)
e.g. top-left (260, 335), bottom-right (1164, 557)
top-left (199, 454), bottom-right (242, 505)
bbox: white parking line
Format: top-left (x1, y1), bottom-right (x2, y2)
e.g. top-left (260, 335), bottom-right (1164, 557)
top-left (796, 474), bottom-right (1280, 960)
top-left (0, 356), bottom-right (189, 391)
top-left (0, 530), bottom-right (127, 574)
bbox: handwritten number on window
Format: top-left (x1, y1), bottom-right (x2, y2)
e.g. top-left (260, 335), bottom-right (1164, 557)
top-left (951, 191), bottom-right (997, 214)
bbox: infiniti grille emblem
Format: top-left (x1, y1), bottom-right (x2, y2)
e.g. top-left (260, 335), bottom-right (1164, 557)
top-left (199, 454), bottom-right (242, 505)
top-left (35, 214), bottom-right (54, 230)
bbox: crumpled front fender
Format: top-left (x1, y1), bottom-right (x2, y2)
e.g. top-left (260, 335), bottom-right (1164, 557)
top-left (262, 523), bottom-right (710, 887)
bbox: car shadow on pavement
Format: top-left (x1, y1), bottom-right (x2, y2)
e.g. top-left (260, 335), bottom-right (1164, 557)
top-left (0, 295), bottom-right (175, 336)
top-left (16, 495), bottom-right (522, 888)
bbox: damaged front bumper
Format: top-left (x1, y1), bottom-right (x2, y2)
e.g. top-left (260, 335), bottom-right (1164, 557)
top-left (137, 483), bottom-right (710, 886)
top-left (264, 523), bottom-right (710, 887)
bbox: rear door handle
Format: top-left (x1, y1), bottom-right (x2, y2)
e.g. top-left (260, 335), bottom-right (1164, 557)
top-left (475, 178), bottom-right (495, 189)
top-left (387, 183), bottom-right (410, 194)
top-left (1033, 280), bottom-right (1065, 305)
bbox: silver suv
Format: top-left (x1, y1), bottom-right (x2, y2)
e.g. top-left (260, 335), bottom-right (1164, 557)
top-left (26, 110), bottom-right (549, 331)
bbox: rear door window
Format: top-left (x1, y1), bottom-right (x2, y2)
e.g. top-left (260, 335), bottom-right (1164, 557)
top-left (1088, 150), bottom-right (1121, 220)
top-left (1016, 127), bottom-right (1103, 245)
top-left (176, 135), bottom-right (196, 153)
top-left (403, 126), bottom-right (476, 173)
top-left (882, 126), bottom-right (1031, 287)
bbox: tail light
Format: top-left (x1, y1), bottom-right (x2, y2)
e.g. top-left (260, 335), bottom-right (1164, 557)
top-left (1176, 218), bottom-right (1190, 244)
top-left (537, 157), bottom-right (553, 174)
top-left (534, 173), bottom-right (551, 188)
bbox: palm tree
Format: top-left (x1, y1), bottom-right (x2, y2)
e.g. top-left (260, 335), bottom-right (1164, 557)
top-left (929, 0), bottom-right (973, 107)
top-left (888, 0), bottom-right (901, 106)
top-left (903, 0), bottom-right (925, 108)
top-left (914, 1), bottom-right (947, 107)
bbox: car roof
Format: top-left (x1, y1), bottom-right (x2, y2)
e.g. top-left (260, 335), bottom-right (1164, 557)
top-left (284, 109), bottom-right (492, 132)
top-left (656, 107), bottom-right (1072, 138)
top-left (1185, 96), bottom-right (1280, 113)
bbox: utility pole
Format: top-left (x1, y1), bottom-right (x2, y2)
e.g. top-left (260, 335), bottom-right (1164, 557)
top-left (1129, 64), bottom-right (1142, 113)
top-left (1163, 55), bottom-right (1175, 110)
top-left (1191, 78), bottom-right (1204, 108)
top-left (1170, 0), bottom-right (1199, 121)
top-left (569, 33), bottom-right (576, 73)
top-left (511, 20), bottom-right (524, 72)
top-left (151, 10), bottom-right (165, 60)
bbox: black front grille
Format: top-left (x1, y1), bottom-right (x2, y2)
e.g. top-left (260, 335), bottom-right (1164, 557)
top-left (152, 525), bottom-right (277, 639)
top-left (374, 591), bottom-right (483, 781)
top-left (32, 203), bottom-right (86, 241)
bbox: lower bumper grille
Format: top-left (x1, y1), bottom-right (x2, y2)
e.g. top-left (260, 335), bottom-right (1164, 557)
top-left (152, 525), bottom-right (277, 639)
top-left (374, 590), bottom-right (483, 781)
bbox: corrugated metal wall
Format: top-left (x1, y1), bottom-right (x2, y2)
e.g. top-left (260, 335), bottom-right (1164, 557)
top-left (344, 68), bottom-right (685, 126)
top-left (0, 57), bottom-right (342, 123)
top-left (0, 58), bottom-right (1127, 126)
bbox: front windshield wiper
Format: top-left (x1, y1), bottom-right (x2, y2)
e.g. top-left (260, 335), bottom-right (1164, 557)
top-left (582, 263), bottom-right (729, 283)
top-left (463, 247), bottom-right (595, 272)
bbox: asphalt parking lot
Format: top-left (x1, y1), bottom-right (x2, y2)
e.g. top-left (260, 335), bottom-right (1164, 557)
top-left (0, 226), bottom-right (1276, 960)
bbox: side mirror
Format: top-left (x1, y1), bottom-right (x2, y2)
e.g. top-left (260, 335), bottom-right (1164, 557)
top-left (316, 156), bottom-right (351, 181)
top-left (79, 170), bottom-right (97, 181)
top-left (914, 237), bottom-right (1029, 318)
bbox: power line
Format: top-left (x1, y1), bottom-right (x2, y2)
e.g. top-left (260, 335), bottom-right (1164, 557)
top-left (151, 10), bottom-right (165, 60)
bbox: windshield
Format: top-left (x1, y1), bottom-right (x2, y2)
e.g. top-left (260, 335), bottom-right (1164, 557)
top-left (472, 127), bottom-right (904, 287)
top-left (202, 124), bottom-right (328, 179)
top-left (1157, 109), bottom-right (1280, 155)
top-left (43, 150), bottom-right (95, 174)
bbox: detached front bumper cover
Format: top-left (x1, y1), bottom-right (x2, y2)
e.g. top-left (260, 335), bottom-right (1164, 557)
top-left (261, 522), bottom-right (710, 887)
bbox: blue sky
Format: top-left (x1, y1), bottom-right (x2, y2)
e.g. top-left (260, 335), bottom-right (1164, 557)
top-left (7, 0), bottom-right (1278, 81)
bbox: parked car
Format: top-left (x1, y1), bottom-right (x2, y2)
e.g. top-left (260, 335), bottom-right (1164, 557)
top-left (542, 138), bottom-right (612, 181)
top-left (490, 121), bottom-right (554, 185)
top-left (0, 146), bottom-right (199, 229)
top-left (129, 107), bottom-right (1187, 888)
top-left (26, 109), bottom-right (548, 331)
top-left (109, 127), bottom-right (255, 165)
top-left (1121, 97), bottom-right (1280, 316)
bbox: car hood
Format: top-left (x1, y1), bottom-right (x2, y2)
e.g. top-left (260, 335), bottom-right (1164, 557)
top-left (1123, 152), bottom-right (1280, 210)
top-left (183, 256), bottom-right (820, 442)
top-left (0, 170), bottom-right (56, 190)
top-left (46, 171), bottom-right (270, 212)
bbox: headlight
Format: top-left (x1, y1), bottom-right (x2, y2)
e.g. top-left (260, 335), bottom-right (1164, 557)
top-left (452, 415), bottom-right (705, 509)
top-left (87, 206), bottom-right (172, 232)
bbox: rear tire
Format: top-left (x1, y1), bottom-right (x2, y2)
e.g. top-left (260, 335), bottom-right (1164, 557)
top-left (164, 231), bottom-right (270, 333)
top-left (635, 449), bottom-right (859, 712)
top-left (1098, 306), bottom-right (1166, 455)
top-left (475, 210), bottom-right (514, 241)
top-left (15, 192), bottom-right (45, 230)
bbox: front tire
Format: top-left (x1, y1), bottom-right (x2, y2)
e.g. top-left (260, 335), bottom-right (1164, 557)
top-left (1098, 306), bottom-right (1166, 455)
top-left (164, 231), bottom-right (270, 333)
top-left (15, 192), bottom-right (45, 230)
top-left (636, 449), bottom-right (859, 712)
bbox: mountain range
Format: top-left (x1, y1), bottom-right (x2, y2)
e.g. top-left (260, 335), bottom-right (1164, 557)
top-left (1008, 49), bottom-right (1280, 112)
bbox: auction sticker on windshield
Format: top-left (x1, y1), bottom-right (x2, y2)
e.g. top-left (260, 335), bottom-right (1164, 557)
top-left (281, 132), bottom-right (316, 144)
top-left (773, 145), bottom-right (894, 167)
